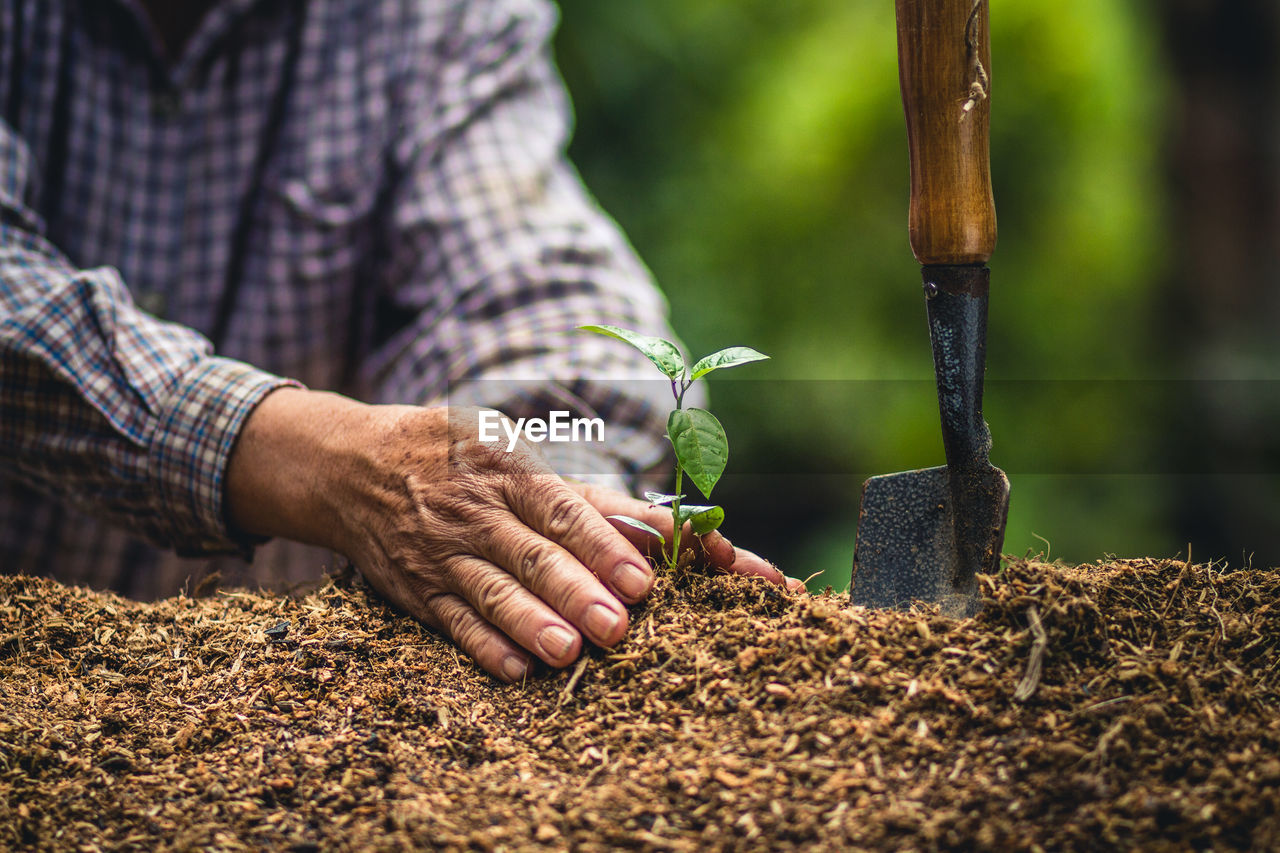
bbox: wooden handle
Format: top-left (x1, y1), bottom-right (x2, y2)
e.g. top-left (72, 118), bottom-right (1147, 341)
top-left (897, 0), bottom-right (997, 265)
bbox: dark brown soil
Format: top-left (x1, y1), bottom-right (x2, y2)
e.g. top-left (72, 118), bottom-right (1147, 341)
top-left (2, 556), bottom-right (1278, 851)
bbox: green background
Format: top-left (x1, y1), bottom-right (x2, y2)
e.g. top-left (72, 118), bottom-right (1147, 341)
top-left (551, 0), bottom-right (1229, 590)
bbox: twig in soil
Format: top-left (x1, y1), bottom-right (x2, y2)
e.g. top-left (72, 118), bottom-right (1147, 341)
top-left (1076, 695), bottom-right (1133, 716)
top-left (1013, 605), bottom-right (1048, 702)
top-left (558, 657), bottom-right (590, 707)
top-left (577, 746), bottom-right (610, 790)
top-left (1088, 718), bottom-right (1127, 767)
top-left (1159, 560), bottom-right (1192, 619)
top-left (1031, 532), bottom-right (1052, 560)
top-left (1205, 565), bottom-right (1228, 653)
top-left (1256, 649), bottom-right (1280, 691)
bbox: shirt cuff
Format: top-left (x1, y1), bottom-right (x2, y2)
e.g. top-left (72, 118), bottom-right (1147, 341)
top-left (146, 357), bottom-right (302, 558)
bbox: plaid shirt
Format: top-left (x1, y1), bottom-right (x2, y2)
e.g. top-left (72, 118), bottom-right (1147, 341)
top-left (0, 0), bottom-right (680, 598)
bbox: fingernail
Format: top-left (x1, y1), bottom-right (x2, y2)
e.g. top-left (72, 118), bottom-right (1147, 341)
top-left (785, 576), bottom-right (805, 592)
top-left (584, 603), bottom-right (622, 643)
top-left (537, 625), bottom-right (576, 660)
top-left (613, 562), bottom-right (652, 600)
top-left (501, 655), bottom-right (528, 682)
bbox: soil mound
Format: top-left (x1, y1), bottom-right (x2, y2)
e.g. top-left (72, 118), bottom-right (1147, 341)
top-left (2, 558), bottom-right (1278, 851)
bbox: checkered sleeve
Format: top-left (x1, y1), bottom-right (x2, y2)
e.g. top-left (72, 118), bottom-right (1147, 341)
top-left (362, 0), bottom-right (698, 494)
top-left (0, 120), bottom-right (297, 555)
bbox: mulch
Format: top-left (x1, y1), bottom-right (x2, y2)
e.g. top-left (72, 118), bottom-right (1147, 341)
top-left (2, 555), bottom-right (1278, 851)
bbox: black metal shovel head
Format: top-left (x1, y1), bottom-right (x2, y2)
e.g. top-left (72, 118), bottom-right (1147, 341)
top-left (851, 462), bottom-right (1009, 617)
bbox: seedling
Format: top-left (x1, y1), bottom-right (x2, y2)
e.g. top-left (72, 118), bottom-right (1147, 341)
top-left (579, 325), bottom-right (768, 571)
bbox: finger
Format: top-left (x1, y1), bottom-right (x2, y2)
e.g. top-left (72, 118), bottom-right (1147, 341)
top-left (696, 529), bottom-right (737, 568)
top-left (504, 474), bottom-right (654, 605)
top-left (571, 482), bottom-right (676, 537)
top-left (417, 592), bottom-right (533, 684)
top-left (699, 532), bottom-right (788, 586)
top-left (443, 555), bottom-right (583, 668)
top-left (477, 517), bottom-right (630, 648)
top-left (571, 485), bottom-right (742, 570)
top-left (572, 483), bottom-right (789, 587)
top-left (571, 482), bottom-right (679, 560)
top-left (604, 515), bottom-right (667, 563)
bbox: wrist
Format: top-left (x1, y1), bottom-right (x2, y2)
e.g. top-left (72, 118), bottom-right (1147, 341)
top-left (224, 387), bottom-right (379, 553)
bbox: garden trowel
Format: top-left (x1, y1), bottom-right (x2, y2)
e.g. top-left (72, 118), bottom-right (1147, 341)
top-left (850, 0), bottom-right (1009, 615)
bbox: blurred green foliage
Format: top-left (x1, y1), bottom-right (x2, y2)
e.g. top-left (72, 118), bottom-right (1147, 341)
top-left (554, 0), bottom-right (1176, 589)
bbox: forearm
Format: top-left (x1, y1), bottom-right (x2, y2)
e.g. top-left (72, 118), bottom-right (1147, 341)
top-left (224, 387), bottom-right (397, 555)
top-left (0, 123), bottom-right (298, 553)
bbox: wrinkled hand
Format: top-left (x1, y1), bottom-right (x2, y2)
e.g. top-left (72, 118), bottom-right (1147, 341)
top-left (338, 404), bottom-right (665, 683)
top-left (226, 390), bottom-right (793, 683)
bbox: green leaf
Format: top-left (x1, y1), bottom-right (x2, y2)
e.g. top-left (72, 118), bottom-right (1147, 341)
top-left (690, 507), bottom-right (725, 535)
top-left (673, 503), bottom-right (712, 524)
top-left (643, 491), bottom-right (685, 507)
top-left (579, 325), bottom-right (686, 380)
top-left (675, 504), bottom-right (725, 535)
top-left (607, 515), bottom-right (665, 546)
top-left (690, 346), bottom-right (769, 380)
top-left (667, 408), bottom-right (728, 499)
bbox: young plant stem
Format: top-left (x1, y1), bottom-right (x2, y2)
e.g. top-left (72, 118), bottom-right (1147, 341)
top-left (669, 463), bottom-right (684, 571)
top-left (667, 376), bottom-right (691, 571)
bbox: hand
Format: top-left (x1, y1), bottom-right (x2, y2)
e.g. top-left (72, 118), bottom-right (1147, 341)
top-left (225, 389), bottom-right (794, 683)
top-left (566, 482), bottom-right (800, 590)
